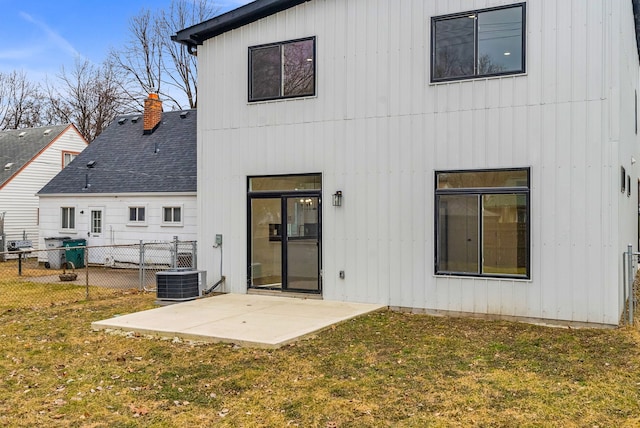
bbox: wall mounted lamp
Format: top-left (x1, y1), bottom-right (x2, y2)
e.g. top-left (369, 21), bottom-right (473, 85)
top-left (332, 190), bottom-right (343, 207)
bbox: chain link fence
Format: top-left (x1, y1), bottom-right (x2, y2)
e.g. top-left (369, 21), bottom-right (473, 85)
top-left (0, 239), bottom-right (197, 310)
top-left (623, 245), bottom-right (640, 327)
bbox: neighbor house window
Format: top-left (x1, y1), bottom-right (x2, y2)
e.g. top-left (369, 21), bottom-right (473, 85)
top-left (61, 207), bottom-right (75, 230)
top-left (435, 168), bottom-right (530, 278)
top-left (431, 3), bottom-right (525, 82)
top-left (62, 151), bottom-right (78, 168)
top-left (163, 206), bottom-right (182, 225)
top-left (128, 206), bottom-right (146, 224)
top-left (249, 37), bottom-right (315, 102)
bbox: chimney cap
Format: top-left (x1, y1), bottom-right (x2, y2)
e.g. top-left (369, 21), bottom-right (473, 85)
top-left (148, 93), bottom-right (159, 100)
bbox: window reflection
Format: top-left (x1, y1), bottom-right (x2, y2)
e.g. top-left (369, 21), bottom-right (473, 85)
top-left (435, 168), bottom-right (530, 278)
top-left (432, 4), bottom-right (525, 81)
top-left (249, 38), bottom-right (315, 101)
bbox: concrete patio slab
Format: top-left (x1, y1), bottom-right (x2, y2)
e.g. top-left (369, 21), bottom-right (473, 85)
top-left (92, 293), bottom-right (386, 348)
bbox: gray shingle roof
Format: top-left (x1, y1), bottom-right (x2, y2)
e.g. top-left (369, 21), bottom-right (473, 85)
top-left (38, 110), bottom-right (196, 195)
top-left (0, 124), bottom-right (75, 187)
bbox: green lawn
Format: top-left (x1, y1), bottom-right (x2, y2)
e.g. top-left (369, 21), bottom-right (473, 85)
top-left (1, 293), bottom-right (639, 427)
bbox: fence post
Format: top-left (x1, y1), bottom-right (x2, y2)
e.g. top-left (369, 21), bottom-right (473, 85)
top-left (173, 236), bottom-right (179, 268)
top-left (139, 240), bottom-right (144, 291)
top-left (193, 241), bottom-right (197, 269)
top-left (628, 244), bottom-right (634, 325)
top-left (85, 246), bottom-right (89, 300)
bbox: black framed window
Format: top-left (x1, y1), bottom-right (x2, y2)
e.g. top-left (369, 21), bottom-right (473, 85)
top-left (435, 168), bottom-right (530, 278)
top-left (431, 3), bottom-right (525, 82)
top-left (249, 37), bottom-right (315, 102)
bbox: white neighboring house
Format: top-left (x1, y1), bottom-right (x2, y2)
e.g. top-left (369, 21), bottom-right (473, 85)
top-left (0, 124), bottom-right (87, 250)
top-left (37, 95), bottom-right (197, 264)
top-left (173, 0), bottom-right (640, 326)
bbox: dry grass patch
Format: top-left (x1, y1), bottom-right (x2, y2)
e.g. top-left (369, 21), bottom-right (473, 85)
top-left (1, 295), bottom-right (639, 427)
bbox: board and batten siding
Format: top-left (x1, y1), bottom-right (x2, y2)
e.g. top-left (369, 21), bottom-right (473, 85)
top-left (0, 127), bottom-right (87, 249)
top-left (197, 0), bottom-right (640, 325)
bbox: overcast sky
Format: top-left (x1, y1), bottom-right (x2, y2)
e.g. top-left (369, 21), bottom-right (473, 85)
top-left (0, 0), bottom-right (252, 83)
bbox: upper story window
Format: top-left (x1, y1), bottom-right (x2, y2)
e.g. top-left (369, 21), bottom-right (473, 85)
top-left (431, 3), bottom-right (525, 82)
top-left (62, 151), bottom-right (78, 168)
top-left (249, 37), bottom-right (316, 102)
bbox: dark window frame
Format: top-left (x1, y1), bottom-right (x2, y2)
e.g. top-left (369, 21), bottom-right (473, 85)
top-left (434, 167), bottom-right (531, 279)
top-left (431, 3), bottom-right (526, 83)
top-left (248, 36), bottom-right (316, 102)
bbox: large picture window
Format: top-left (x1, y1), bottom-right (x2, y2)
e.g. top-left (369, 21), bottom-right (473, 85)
top-left (435, 168), bottom-right (530, 278)
top-left (249, 37), bottom-right (315, 102)
top-left (431, 4), bottom-right (525, 82)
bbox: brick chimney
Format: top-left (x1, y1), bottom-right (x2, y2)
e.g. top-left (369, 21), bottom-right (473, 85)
top-left (143, 93), bottom-right (162, 134)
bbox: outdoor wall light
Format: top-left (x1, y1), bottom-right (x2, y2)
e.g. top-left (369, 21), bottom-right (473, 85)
top-left (332, 190), bottom-right (343, 207)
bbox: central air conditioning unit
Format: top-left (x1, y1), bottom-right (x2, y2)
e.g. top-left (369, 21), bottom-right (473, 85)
top-left (156, 269), bottom-right (202, 302)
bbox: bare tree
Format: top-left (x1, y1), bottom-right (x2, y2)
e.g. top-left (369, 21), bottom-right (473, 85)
top-left (45, 58), bottom-right (131, 142)
top-left (110, 0), bottom-right (217, 110)
top-left (0, 70), bottom-right (48, 130)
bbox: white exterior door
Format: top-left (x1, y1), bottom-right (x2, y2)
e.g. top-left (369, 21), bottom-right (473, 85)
top-left (88, 207), bottom-right (107, 264)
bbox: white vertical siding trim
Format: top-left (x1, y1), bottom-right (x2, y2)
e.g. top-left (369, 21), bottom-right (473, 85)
top-left (195, 0), bottom-right (639, 325)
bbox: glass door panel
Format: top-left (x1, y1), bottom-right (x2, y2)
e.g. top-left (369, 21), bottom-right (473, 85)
top-left (250, 198), bottom-right (282, 288)
top-left (285, 196), bottom-right (320, 291)
top-left (437, 194), bottom-right (479, 273)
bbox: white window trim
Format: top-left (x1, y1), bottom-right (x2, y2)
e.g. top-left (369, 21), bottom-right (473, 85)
top-left (161, 204), bottom-right (184, 227)
top-left (127, 204), bottom-right (148, 227)
top-left (60, 205), bottom-right (77, 233)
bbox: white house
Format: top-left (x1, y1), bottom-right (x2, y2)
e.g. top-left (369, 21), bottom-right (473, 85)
top-left (0, 124), bottom-right (87, 250)
top-left (173, 0), bottom-right (640, 326)
top-left (37, 95), bottom-right (197, 263)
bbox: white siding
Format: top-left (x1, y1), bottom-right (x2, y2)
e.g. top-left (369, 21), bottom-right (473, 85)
top-left (0, 127), bottom-right (87, 248)
top-left (38, 194), bottom-right (197, 249)
top-left (197, 0), bottom-right (640, 325)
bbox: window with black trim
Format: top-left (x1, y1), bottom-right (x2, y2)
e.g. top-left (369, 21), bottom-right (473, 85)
top-left (249, 37), bottom-right (315, 102)
top-left (431, 3), bottom-right (525, 82)
top-left (435, 168), bottom-right (530, 278)
top-left (622, 166), bottom-right (626, 193)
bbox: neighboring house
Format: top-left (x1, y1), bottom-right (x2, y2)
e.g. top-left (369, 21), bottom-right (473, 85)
top-left (0, 124), bottom-right (87, 250)
top-left (173, 0), bottom-right (640, 326)
top-left (37, 95), bottom-right (197, 263)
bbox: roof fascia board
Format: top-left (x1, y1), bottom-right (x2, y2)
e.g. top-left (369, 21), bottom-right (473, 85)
top-left (38, 192), bottom-right (197, 198)
top-left (173, 0), bottom-right (310, 48)
top-left (634, 0), bottom-right (640, 61)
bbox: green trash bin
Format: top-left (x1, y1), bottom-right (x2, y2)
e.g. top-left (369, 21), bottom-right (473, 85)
top-left (62, 239), bottom-right (86, 269)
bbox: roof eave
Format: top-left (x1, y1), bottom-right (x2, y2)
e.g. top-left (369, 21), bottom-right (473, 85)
top-left (172, 0), bottom-right (310, 49)
top-left (634, 0), bottom-right (640, 61)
